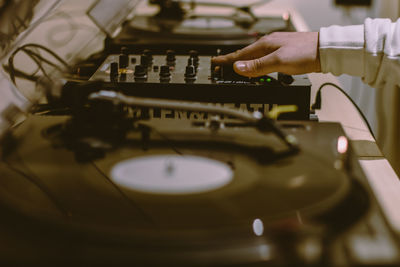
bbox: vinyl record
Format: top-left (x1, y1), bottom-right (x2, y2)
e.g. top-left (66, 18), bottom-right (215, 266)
top-left (0, 115), bottom-right (369, 265)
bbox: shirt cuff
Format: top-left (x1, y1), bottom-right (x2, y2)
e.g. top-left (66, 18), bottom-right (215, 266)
top-left (319, 24), bottom-right (365, 77)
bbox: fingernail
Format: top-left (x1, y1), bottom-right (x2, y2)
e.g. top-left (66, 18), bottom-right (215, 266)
top-left (235, 62), bottom-right (247, 72)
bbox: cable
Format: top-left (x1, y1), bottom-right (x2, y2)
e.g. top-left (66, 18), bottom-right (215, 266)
top-left (2, 64), bottom-right (39, 82)
top-left (8, 43), bottom-right (71, 85)
top-left (21, 43), bottom-right (70, 70)
top-left (311, 82), bottom-right (376, 139)
top-left (21, 49), bottom-right (52, 82)
top-left (22, 48), bottom-right (65, 72)
top-left (9, 47), bottom-right (51, 85)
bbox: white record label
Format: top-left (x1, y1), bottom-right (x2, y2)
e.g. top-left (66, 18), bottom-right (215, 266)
top-left (110, 155), bottom-right (233, 194)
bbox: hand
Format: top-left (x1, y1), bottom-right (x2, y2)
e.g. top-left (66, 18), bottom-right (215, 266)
top-left (212, 32), bottom-right (321, 77)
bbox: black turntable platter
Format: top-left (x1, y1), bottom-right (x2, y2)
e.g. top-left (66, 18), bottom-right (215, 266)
top-left (127, 14), bottom-right (289, 41)
top-left (109, 12), bottom-right (293, 54)
top-left (0, 115), bottom-right (372, 266)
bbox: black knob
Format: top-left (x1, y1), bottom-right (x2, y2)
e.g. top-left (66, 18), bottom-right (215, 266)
top-left (189, 50), bottom-right (199, 66)
top-left (119, 54), bottom-right (129, 69)
top-left (188, 57), bottom-right (195, 66)
top-left (140, 54), bottom-right (150, 66)
top-left (189, 50), bottom-right (199, 59)
top-left (143, 49), bottom-right (153, 60)
top-left (184, 65), bottom-right (196, 78)
top-left (277, 72), bottom-right (294, 84)
top-left (166, 50), bottom-right (176, 62)
top-left (160, 65), bottom-right (171, 77)
top-left (110, 62), bottom-right (118, 81)
top-left (134, 65), bottom-right (146, 77)
top-left (119, 73), bottom-right (127, 82)
top-left (121, 46), bottom-right (129, 55)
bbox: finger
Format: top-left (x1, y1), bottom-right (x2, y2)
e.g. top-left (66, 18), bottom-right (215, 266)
top-left (211, 40), bottom-right (268, 65)
top-left (233, 51), bottom-right (281, 77)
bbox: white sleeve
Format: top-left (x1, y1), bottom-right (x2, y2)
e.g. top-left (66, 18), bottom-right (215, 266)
top-left (319, 18), bottom-right (400, 176)
top-left (319, 18), bottom-right (400, 87)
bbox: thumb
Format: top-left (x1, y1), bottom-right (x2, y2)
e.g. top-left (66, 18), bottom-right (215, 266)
top-left (233, 53), bottom-right (279, 77)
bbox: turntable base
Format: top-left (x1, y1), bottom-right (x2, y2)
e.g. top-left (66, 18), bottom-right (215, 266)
top-left (0, 114), bottom-right (397, 266)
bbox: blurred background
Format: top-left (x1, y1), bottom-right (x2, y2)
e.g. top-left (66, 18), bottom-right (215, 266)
top-left (1, 0), bottom-right (399, 136)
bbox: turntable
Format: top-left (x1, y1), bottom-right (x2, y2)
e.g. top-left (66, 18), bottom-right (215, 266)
top-left (0, 90), bottom-right (398, 266)
top-left (103, 0), bottom-right (294, 54)
top-left (0, 1), bottom-right (399, 266)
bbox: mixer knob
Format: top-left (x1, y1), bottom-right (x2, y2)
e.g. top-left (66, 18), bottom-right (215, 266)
top-left (140, 54), bottom-right (151, 66)
top-left (160, 65), bottom-right (171, 77)
top-left (120, 46), bottom-right (129, 55)
top-left (189, 50), bottom-right (199, 66)
top-left (184, 65), bottom-right (196, 78)
top-left (143, 49), bottom-right (153, 60)
top-left (119, 73), bottom-right (127, 82)
top-left (119, 54), bottom-right (129, 69)
top-left (187, 57), bottom-right (195, 66)
top-left (166, 50), bottom-right (176, 62)
top-left (277, 72), bottom-right (294, 85)
top-left (110, 62), bottom-right (118, 81)
top-left (189, 50), bottom-right (199, 59)
top-left (134, 64), bottom-right (147, 77)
